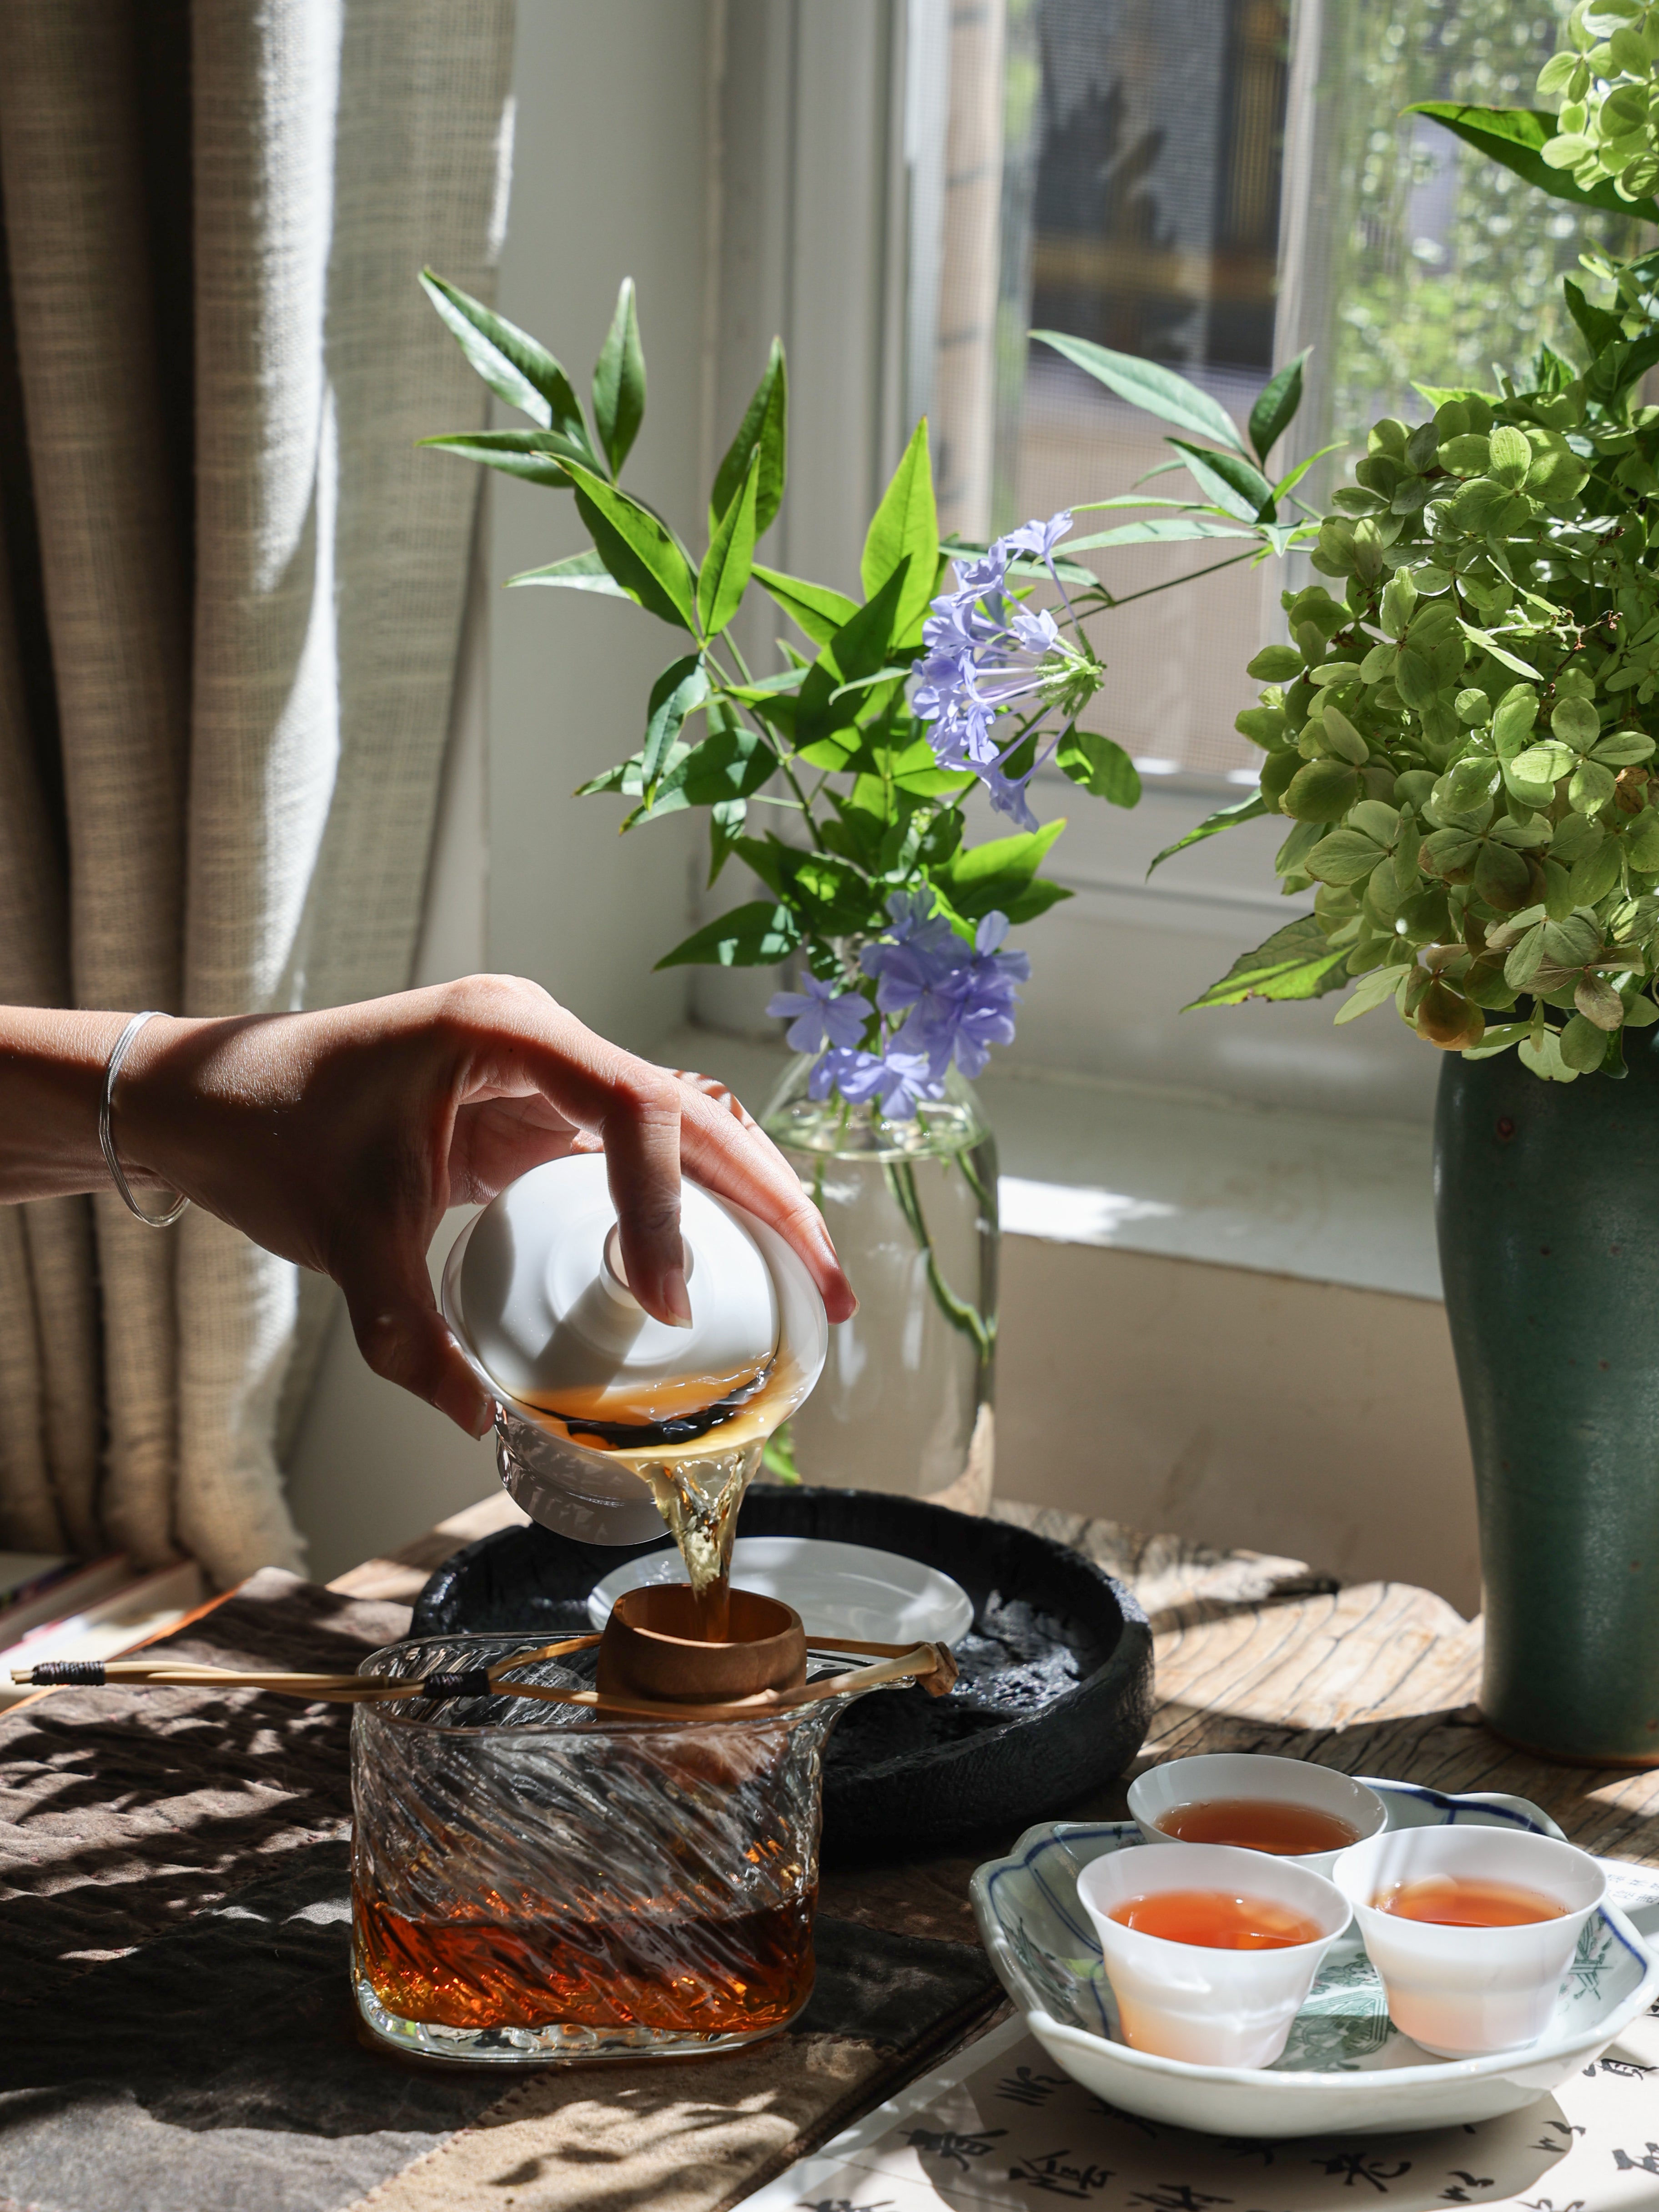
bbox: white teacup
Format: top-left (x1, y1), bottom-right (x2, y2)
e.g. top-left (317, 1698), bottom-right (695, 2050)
top-left (1077, 1841), bottom-right (1352, 2069)
top-left (1332, 1826), bottom-right (1605, 2058)
top-left (1127, 1753), bottom-right (1388, 1877)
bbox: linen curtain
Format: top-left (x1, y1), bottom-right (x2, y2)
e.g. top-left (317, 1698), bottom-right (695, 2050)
top-left (0, 0), bottom-right (514, 1584)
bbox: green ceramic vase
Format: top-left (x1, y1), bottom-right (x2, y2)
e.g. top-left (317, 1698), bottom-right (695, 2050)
top-left (1436, 1034), bottom-right (1659, 1765)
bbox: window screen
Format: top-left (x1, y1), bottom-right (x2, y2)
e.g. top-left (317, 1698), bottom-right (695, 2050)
top-left (907, 0), bottom-right (1639, 787)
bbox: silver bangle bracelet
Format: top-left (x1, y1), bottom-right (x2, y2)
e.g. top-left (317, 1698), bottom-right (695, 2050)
top-left (98, 1012), bottom-right (189, 1229)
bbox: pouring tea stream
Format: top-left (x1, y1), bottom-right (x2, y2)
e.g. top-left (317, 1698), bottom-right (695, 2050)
top-left (441, 1154), bottom-right (830, 1638)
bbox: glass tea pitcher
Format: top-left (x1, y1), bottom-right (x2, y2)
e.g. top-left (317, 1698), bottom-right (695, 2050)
top-left (350, 1625), bottom-right (938, 2064)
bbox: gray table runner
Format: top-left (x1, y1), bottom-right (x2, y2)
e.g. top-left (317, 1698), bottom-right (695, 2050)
top-left (0, 1569), bottom-right (1001, 2212)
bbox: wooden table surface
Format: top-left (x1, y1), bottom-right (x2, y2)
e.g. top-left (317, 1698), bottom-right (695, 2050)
top-left (309, 1488), bottom-right (1659, 2212)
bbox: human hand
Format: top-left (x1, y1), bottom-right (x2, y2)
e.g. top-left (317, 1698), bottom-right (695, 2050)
top-left (117, 977), bottom-right (854, 1436)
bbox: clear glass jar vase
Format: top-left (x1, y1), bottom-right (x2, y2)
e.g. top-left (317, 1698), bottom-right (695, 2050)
top-left (350, 1633), bottom-right (868, 2064)
top-left (760, 1057), bottom-right (998, 1508)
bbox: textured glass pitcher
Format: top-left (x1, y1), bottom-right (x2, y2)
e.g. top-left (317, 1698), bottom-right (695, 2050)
top-left (761, 1057), bottom-right (999, 1507)
top-left (350, 1634), bottom-right (870, 2064)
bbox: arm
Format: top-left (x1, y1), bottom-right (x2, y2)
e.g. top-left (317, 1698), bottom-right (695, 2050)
top-left (0, 980), bottom-right (854, 1437)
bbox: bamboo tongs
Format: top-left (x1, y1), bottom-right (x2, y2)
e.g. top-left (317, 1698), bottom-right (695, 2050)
top-left (10, 1631), bottom-right (960, 1721)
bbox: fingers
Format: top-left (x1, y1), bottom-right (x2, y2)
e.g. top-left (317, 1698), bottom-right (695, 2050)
top-left (669, 1072), bottom-right (858, 1324)
top-left (600, 1073), bottom-right (691, 1327)
top-left (445, 986), bottom-right (856, 1326)
top-left (339, 1245), bottom-right (494, 1439)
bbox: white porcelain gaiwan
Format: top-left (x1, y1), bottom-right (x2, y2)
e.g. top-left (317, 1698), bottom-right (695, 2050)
top-left (441, 1155), bottom-right (828, 1545)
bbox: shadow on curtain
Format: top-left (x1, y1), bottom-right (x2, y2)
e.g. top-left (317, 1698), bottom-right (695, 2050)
top-left (0, 0), bottom-right (514, 1583)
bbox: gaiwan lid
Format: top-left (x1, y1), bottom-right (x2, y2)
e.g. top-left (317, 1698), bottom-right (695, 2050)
top-left (452, 1153), bottom-right (779, 1429)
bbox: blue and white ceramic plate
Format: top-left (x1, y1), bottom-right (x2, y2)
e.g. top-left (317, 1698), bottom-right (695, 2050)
top-left (970, 1780), bottom-right (1659, 2138)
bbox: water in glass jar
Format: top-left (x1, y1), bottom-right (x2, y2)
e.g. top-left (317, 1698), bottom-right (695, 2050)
top-left (764, 1074), bottom-right (997, 1501)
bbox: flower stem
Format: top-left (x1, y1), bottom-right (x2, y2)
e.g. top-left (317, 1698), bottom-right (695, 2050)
top-left (1079, 549), bottom-right (1256, 616)
top-left (883, 1157), bottom-right (994, 1364)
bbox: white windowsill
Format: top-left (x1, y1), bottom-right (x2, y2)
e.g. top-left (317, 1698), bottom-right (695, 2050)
top-left (657, 1027), bottom-right (1442, 1304)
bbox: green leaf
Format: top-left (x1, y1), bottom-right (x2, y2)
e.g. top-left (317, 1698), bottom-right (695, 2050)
top-left (1146, 792), bottom-right (1267, 873)
top-left (1503, 921), bottom-right (1548, 990)
top-left (708, 796), bottom-right (746, 884)
top-left (1569, 758), bottom-right (1618, 815)
top-left (417, 428), bottom-right (589, 487)
top-left (711, 338), bottom-right (787, 537)
top-left (1056, 729), bottom-right (1141, 807)
top-left (1168, 439), bottom-right (1276, 521)
top-left (861, 418), bottom-right (938, 639)
top-left (1552, 694), bottom-right (1600, 753)
top-left (1333, 965), bottom-right (1409, 1025)
top-left (419, 270), bottom-right (596, 453)
top-left (1283, 758), bottom-right (1362, 822)
top-left (507, 548), bottom-right (631, 597)
top-left (1461, 1021), bottom-right (1531, 1058)
top-left (654, 900), bottom-right (801, 970)
top-left (1563, 278), bottom-right (1622, 361)
top-left (1509, 739), bottom-right (1573, 784)
top-left (639, 722), bottom-right (778, 819)
top-left (698, 453), bottom-right (759, 636)
top-left (1306, 829), bottom-right (1386, 886)
top-left (1595, 731), bottom-right (1655, 766)
top-left (1487, 425), bottom-right (1532, 488)
top-left (1061, 517), bottom-right (1256, 552)
top-left (1032, 330), bottom-right (1247, 454)
top-left (1561, 1011), bottom-right (1611, 1071)
top-left (893, 758), bottom-right (975, 799)
top-left (794, 567), bottom-right (911, 750)
top-left (1413, 382), bottom-right (1500, 409)
top-left (933, 820), bottom-right (1066, 923)
top-left (574, 754), bottom-right (646, 798)
top-left (565, 462), bottom-right (698, 630)
top-left (591, 276), bottom-right (646, 478)
top-left (1248, 350), bottom-right (1310, 464)
top-left (829, 666), bottom-right (912, 704)
top-left (1458, 621), bottom-right (1538, 679)
top-left (782, 851), bottom-right (880, 933)
top-left (992, 877), bottom-right (1076, 927)
top-left (1518, 1026), bottom-right (1579, 1082)
top-left (1271, 441), bottom-right (1346, 504)
top-left (751, 564), bottom-right (860, 647)
top-left (1247, 645), bottom-right (1304, 682)
top-left (640, 655), bottom-right (709, 788)
top-left (1184, 916), bottom-right (1351, 1008)
top-left (1403, 105), bottom-right (1659, 225)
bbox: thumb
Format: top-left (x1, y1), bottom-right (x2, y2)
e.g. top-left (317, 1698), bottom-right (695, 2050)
top-left (339, 1247), bottom-right (493, 1439)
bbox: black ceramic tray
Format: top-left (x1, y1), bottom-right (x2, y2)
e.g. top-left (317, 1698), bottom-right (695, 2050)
top-left (412, 1488), bottom-right (1154, 1860)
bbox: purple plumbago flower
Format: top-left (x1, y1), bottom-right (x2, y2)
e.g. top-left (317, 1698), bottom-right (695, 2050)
top-left (912, 509), bottom-right (1101, 828)
top-left (801, 896), bottom-right (1026, 1116)
top-left (807, 1044), bottom-right (940, 1121)
top-left (927, 913), bottom-right (1031, 1077)
top-left (1001, 509), bottom-right (1074, 563)
top-left (864, 901), bottom-right (1027, 1082)
top-left (766, 973), bottom-right (872, 1053)
top-left (884, 886), bottom-right (961, 955)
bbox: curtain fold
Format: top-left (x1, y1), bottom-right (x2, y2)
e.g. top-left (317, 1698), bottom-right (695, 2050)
top-left (0, 0), bottom-right (513, 1583)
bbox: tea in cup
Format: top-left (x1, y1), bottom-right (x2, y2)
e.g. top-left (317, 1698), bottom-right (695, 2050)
top-left (1127, 1753), bottom-right (1388, 1877)
top-left (1076, 1841), bottom-right (1352, 2067)
top-left (1331, 1826), bottom-right (1605, 2057)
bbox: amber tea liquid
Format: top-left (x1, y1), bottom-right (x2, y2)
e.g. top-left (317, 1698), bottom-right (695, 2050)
top-left (1110, 1888), bottom-right (1324, 1949)
top-left (354, 1876), bottom-right (816, 2034)
top-left (533, 1353), bottom-right (815, 1643)
top-left (1376, 1875), bottom-right (1565, 1928)
top-left (1154, 1797), bottom-right (1363, 1855)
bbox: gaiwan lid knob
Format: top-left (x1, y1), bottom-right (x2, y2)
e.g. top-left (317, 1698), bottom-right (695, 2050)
top-left (453, 1154), bottom-right (779, 1427)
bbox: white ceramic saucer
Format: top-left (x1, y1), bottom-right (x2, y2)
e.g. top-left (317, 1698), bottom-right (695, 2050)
top-left (586, 1536), bottom-right (975, 1648)
top-left (970, 1782), bottom-right (1659, 2137)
